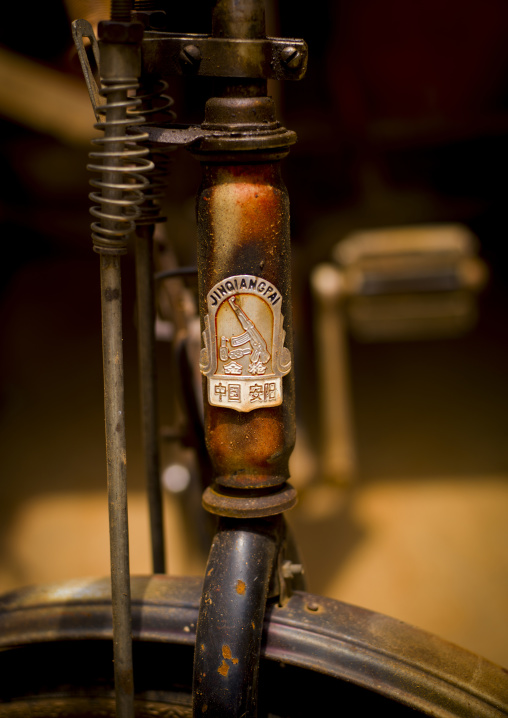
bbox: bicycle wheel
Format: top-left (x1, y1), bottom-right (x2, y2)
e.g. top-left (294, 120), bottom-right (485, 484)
top-left (0, 576), bottom-right (505, 717)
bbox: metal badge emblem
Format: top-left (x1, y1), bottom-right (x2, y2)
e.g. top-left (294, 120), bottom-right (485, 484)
top-left (200, 275), bottom-right (291, 411)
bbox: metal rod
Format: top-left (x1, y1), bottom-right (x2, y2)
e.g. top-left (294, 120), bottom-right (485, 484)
top-left (311, 264), bottom-right (356, 484)
top-left (96, 74), bottom-right (136, 718)
top-left (90, 9), bottom-right (144, 716)
top-left (211, 0), bottom-right (265, 39)
top-left (100, 253), bottom-right (135, 718)
top-left (135, 224), bottom-right (166, 574)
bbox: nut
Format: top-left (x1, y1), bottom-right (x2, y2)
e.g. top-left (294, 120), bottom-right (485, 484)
top-left (98, 20), bottom-right (144, 44)
top-left (132, 10), bottom-right (167, 30)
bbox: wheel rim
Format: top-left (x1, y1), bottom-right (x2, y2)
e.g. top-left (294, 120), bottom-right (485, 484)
top-left (0, 576), bottom-right (506, 717)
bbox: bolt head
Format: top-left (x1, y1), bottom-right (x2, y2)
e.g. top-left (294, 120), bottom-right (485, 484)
top-left (306, 601), bottom-right (320, 612)
top-left (280, 46), bottom-right (303, 70)
top-left (179, 44), bottom-right (202, 69)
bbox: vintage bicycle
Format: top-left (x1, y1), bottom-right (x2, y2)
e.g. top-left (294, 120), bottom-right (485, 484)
top-left (0, 1), bottom-right (506, 716)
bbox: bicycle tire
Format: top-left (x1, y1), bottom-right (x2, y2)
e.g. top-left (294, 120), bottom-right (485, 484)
top-left (0, 576), bottom-right (505, 717)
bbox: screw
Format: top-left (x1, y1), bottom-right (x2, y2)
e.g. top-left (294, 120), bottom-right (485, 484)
top-left (280, 46), bottom-right (303, 70)
top-left (306, 601), bottom-right (320, 612)
top-left (179, 44), bottom-right (202, 69)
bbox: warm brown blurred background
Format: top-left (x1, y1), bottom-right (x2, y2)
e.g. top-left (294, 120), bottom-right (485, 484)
top-left (0, 0), bottom-right (507, 668)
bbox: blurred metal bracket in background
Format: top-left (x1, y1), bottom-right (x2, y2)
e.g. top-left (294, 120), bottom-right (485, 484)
top-left (335, 224), bottom-right (487, 342)
top-left (311, 223), bottom-right (488, 485)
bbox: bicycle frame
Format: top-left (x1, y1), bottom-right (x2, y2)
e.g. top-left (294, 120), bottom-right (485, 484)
top-left (0, 3), bottom-right (505, 718)
top-left (72, 1), bottom-right (307, 715)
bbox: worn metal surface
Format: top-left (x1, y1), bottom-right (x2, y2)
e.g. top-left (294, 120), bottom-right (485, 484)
top-left (87, 22), bottom-right (153, 718)
top-left (100, 255), bottom-right (135, 718)
top-left (212, 0), bottom-right (265, 39)
top-left (135, 226), bottom-right (166, 574)
top-left (190, 6), bottom-right (301, 711)
top-left (202, 482), bottom-right (296, 517)
top-left (141, 0), bottom-right (307, 82)
top-left (141, 33), bottom-right (308, 81)
top-left (143, 95), bottom-right (297, 153)
top-left (0, 576), bottom-right (507, 717)
top-left (196, 161), bottom-right (295, 495)
top-left (71, 19), bottom-right (104, 121)
top-left (145, 121), bottom-right (296, 153)
top-left (0, 698), bottom-right (192, 718)
top-left (131, 62), bottom-right (177, 574)
top-left (193, 517), bottom-right (282, 717)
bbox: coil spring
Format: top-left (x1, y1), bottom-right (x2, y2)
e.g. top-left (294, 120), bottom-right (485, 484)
top-left (129, 78), bottom-right (176, 225)
top-left (88, 78), bottom-right (154, 254)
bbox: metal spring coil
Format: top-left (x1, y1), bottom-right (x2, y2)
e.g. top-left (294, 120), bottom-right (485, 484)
top-left (129, 78), bottom-right (176, 225)
top-left (88, 78), bottom-right (155, 254)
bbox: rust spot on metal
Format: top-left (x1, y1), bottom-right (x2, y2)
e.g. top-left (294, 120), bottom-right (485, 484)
top-left (104, 287), bottom-right (120, 302)
top-left (206, 410), bottom-right (291, 488)
top-left (218, 659), bottom-right (229, 677)
top-left (236, 579), bottom-right (246, 595)
top-left (218, 644), bottom-right (239, 674)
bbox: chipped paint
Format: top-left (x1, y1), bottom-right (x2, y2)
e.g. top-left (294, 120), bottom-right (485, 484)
top-left (218, 659), bottom-right (229, 677)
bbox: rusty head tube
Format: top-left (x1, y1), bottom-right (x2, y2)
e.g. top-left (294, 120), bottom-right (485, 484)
top-left (191, 1), bottom-right (299, 521)
top-left (196, 150), bottom-right (297, 518)
top-left (185, 0), bottom-right (298, 524)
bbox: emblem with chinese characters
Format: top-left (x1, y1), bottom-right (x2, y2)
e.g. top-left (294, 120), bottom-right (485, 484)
top-left (200, 275), bottom-right (291, 412)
